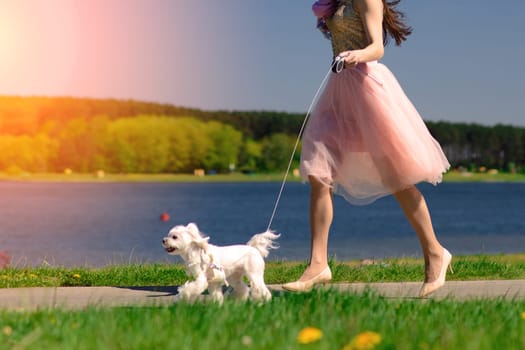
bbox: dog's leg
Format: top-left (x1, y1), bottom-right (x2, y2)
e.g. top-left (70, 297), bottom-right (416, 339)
top-left (207, 282), bottom-right (224, 304)
top-left (228, 274), bottom-right (250, 301)
top-left (243, 254), bottom-right (272, 302)
top-left (247, 274), bottom-right (272, 302)
top-left (177, 275), bottom-right (208, 303)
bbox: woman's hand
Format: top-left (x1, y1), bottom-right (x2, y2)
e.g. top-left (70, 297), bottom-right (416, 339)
top-left (338, 50), bottom-right (362, 69)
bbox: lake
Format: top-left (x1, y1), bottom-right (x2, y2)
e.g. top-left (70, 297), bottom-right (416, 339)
top-left (1, 181), bottom-right (524, 267)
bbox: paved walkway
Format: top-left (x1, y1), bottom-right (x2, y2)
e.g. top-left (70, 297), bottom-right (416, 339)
top-left (1, 280), bottom-right (525, 311)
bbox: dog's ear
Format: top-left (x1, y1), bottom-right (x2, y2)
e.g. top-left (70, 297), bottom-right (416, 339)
top-left (191, 236), bottom-right (210, 250)
top-left (187, 223), bottom-right (199, 236)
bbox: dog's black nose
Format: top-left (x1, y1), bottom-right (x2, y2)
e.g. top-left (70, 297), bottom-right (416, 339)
top-left (162, 238), bottom-right (167, 244)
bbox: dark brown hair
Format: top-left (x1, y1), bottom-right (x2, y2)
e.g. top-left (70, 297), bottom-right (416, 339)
top-left (382, 0), bottom-right (412, 46)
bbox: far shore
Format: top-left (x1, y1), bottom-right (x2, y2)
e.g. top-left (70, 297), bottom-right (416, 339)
top-left (1, 170), bottom-right (524, 183)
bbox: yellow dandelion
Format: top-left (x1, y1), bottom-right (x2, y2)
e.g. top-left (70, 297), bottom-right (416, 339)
top-left (2, 326), bottom-right (12, 336)
top-left (343, 331), bottom-right (382, 350)
top-left (521, 311), bottom-right (525, 320)
top-left (296, 327), bottom-right (323, 344)
top-left (29, 273), bottom-right (37, 278)
top-left (72, 273), bottom-right (81, 279)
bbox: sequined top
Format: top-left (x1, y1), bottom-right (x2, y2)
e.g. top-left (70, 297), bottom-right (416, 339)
top-left (325, 0), bottom-right (369, 57)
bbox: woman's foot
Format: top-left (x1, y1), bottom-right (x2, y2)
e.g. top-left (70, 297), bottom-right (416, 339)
top-left (282, 266), bottom-right (332, 292)
top-left (419, 248), bottom-right (453, 297)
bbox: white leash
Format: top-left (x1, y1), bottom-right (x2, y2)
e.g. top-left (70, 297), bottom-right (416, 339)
top-left (265, 64), bottom-right (336, 232)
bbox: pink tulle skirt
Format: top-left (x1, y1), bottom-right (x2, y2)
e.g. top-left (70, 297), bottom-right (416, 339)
top-left (300, 61), bottom-right (450, 205)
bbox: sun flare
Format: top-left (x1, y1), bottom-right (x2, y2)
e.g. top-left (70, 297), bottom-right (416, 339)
top-left (0, 8), bottom-right (23, 79)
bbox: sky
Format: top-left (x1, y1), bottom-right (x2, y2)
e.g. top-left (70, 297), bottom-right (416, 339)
top-left (0, 0), bottom-right (524, 126)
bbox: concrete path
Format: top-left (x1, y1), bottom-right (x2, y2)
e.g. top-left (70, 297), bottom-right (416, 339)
top-left (1, 280), bottom-right (525, 311)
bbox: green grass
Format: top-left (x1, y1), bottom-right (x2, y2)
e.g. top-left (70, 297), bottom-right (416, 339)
top-left (1, 289), bottom-right (524, 349)
top-left (443, 171), bottom-right (525, 182)
top-left (2, 254), bottom-right (525, 289)
top-left (1, 171), bottom-right (525, 183)
top-left (0, 172), bottom-right (289, 183)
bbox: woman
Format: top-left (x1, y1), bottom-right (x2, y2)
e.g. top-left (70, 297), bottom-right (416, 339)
top-left (282, 0), bottom-right (452, 297)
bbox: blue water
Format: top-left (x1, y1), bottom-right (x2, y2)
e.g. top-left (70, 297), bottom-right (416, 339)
top-left (0, 181), bottom-right (524, 267)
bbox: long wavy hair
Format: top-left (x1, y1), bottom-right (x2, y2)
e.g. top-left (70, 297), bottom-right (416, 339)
top-left (382, 0), bottom-right (412, 45)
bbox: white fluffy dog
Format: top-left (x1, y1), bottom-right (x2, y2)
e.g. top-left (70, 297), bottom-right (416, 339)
top-left (162, 223), bottom-right (279, 303)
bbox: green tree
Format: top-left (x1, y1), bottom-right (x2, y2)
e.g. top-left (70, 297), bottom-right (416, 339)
top-left (166, 118), bottom-right (212, 173)
top-left (261, 133), bottom-right (296, 172)
top-left (49, 116), bottom-right (111, 172)
top-left (238, 138), bottom-right (263, 172)
top-left (106, 116), bottom-right (172, 173)
top-left (0, 134), bottom-right (57, 172)
top-left (202, 121), bottom-right (242, 172)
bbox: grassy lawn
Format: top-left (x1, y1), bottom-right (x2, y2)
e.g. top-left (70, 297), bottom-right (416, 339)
top-left (1, 254), bottom-right (525, 289)
top-left (0, 289), bottom-right (524, 349)
top-left (1, 255), bottom-right (525, 349)
top-left (2, 254), bottom-right (525, 289)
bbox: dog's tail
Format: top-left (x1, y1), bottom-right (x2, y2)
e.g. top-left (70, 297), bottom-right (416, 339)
top-left (247, 231), bottom-right (280, 258)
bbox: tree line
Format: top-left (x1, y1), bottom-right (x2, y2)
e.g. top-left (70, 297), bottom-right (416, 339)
top-left (0, 115), bottom-right (299, 174)
top-left (426, 122), bottom-right (524, 172)
top-left (0, 96), bottom-right (523, 174)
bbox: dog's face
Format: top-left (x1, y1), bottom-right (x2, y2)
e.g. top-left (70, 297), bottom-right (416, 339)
top-left (162, 223), bottom-right (208, 255)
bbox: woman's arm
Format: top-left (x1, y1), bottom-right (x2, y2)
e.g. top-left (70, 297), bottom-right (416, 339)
top-left (339, 0), bottom-right (385, 67)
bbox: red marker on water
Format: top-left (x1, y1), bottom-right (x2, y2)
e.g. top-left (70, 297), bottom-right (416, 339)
top-left (160, 212), bottom-right (170, 222)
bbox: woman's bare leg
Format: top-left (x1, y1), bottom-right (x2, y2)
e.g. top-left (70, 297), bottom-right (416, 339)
top-left (297, 176), bottom-right (333, 281)
top-left (393, 185), bottom-right (444, 282)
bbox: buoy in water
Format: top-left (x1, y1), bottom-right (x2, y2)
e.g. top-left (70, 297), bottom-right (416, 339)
top-left (160, 212), bottom-right (170, 222)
